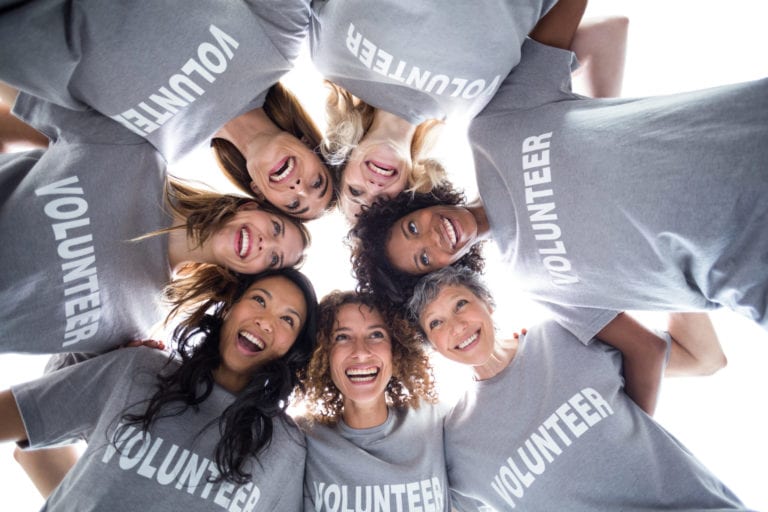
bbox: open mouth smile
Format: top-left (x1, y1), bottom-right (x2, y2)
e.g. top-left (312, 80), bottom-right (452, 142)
top-left (270, 156), bottom-right (295, 183)
top-left (455, 331), bottom-right (479, 351)
top-left (238, 330), bottom-right (265, 353)
top-left (366, 160), bottom-right (397, 178)
top-left (441, 216), bottom-right (458, 248)
top-left (237, 226), bottom-right (252, 258)
top-left (345, 366), bottom-right (380, 384)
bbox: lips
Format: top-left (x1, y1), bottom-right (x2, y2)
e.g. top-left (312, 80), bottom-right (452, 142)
top-left (345, 366), bottom-right (380, 384)
top-left (237, 330), bottom-right (265, 353)
top-left (441, 216), bottom-right (458, 248)
top-left (455, 331), bottom-right (479, 351)
top-left (236, 226), bottom-right (252, 259)
top-left (270, 156), bottom-right (295, 183)
top-left (366, 160), bottom-right (397, 178)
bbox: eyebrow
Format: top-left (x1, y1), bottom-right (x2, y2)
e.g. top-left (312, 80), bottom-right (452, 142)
top-left (317, 174), bottom-right (329, 199)
top-left (256, 286), bottom-right (303, 322)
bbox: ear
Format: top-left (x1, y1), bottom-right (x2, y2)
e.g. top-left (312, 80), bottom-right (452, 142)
top-left (237, 201), bottom-right (260, 212)
top-left (249, 181), bottom-right (266, 200)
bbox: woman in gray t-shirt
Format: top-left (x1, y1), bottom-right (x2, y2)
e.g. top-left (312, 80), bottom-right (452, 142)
top-left (296, 290), bottom-right (451, 511)
top-left (0, 268), bottom-right (319, 511)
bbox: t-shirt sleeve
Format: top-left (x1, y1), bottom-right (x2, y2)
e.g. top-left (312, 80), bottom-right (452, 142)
top-left (11, 348), bottom-right (162, 449)
top-left (0, 0), bottom-right (87, 110)
top-left (479, 38), bottom-right (579, 114)
top-left (13, 92), bottom-right (147, 146)
top-left (537, 300), bottom-right (620, 344)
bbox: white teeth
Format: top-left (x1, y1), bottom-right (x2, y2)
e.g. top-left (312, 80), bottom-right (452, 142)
top-left (270, 157), bottom-right (295, 182)
top-left (240, 331), bottom-right (265, 351)
top-left (239, 228), bottom-right (249, 257)
top-left (442, 217), bottom-right (457, 246)
top-left (367, 161), bottom-right (395, 177)
top-left (457, 332), bottom-right (478, 350)
top-left (346, 367), bottom-right (379, 382)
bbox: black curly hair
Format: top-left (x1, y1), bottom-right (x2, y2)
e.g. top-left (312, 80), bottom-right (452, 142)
top-left (349, 182), bottom-right (485, 310)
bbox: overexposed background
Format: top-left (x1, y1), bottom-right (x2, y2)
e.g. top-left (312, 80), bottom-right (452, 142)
top-left (1, 0), bottom-right (767, 509)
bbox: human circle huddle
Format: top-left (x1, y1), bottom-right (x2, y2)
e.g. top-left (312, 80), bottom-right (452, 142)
top-left (0, 1), bottom-right (766, 511)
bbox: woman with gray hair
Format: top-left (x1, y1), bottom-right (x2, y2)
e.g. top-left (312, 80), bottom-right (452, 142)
top-left (407, 265), bottom-right (743, 510)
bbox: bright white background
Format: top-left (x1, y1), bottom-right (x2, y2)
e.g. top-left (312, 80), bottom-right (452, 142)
top-left (1, 1), bottom-right (767, 509)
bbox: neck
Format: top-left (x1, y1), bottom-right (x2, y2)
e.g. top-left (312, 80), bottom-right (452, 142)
top-left (467, 198), bottom-right (491, 240)
top-left (341, 396), bottom-right (389, 429)
top-left (473, 337), bottom-right (518, 381)
top-left (166, 212), bottom-right (215, 272)
top-left (214, 107), bottom-right (280, 156)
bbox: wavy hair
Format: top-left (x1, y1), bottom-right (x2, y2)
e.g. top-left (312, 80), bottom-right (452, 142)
top-left (321, 82), bottom-right (447, 194)
top-left (349, 182), bottom-right (485, 310)
top-left (210, 82), bottom-right (339, 214)
top-left (296, 290), bottom-right (436, 425)
top-left (115, 268), bottom-right (318, 484)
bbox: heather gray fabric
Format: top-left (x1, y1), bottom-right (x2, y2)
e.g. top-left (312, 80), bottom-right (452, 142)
top-left (0, 0), bottom-right (310, 161)
top-left (445, 321), bottom-right (746, 511)
top-left (301, 404), bottom-right (450, 511)
top-left (471, 39), bottom-right (768, 340)
top-left (0, 94), bottom-right (168, 354)
top-left (310, 0), bottom-right (557, 124)
top-left (13, 347), bottom-right (306, 511)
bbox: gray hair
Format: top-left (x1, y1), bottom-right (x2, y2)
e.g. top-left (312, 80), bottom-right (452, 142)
top-left (407, 266), bottom-right (495, 325)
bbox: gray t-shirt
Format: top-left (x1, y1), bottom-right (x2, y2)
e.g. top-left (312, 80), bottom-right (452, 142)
top-left (445, 321), bottom-right (746, 511)
top-left (12, 347), bottom-right (306, 512)
top-left (470, 39), bottom-right (768, 340)
top-left (0, 93), bottom-right (169, 354)
top-left (0, 0), bottom-right (310, 162)
top-left (310, 0), bottom-right (556, 124)
top-left (301, 404), bottom-right (450, 511)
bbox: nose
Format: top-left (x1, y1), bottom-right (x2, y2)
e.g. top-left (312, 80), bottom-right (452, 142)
top-left (255, 315), bottom-right (273, 333)
top-left (289, 178), bottom-right (302, 192)
top-left (350, 338), bottom-right (371, 358)
top-left (448, 317), bottom-right (465, 336)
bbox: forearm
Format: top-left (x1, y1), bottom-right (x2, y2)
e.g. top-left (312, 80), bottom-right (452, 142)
top-left (570, 16), bottom-right (629, 98)
top-left (596, 313), bottom-right (667, 415)
top-left (0, 389), bottom-right (29, 444)
top-left (665, 312), bottom-right (726, 377)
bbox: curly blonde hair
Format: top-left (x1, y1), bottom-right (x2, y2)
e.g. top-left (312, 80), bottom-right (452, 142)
top-left (321, 82), bottom-right (447, 194)
top-left (296, 290), bottom-right (437, 425)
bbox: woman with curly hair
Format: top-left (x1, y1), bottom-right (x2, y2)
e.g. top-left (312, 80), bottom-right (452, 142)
top-left (296, 290), bottom-right (449, 511)
top-left (0, 267), bottom-right (318, 511)
top-left (1, 3), bottom-right (336, 219)
top-left (350, 182), bottom-right (487, 309)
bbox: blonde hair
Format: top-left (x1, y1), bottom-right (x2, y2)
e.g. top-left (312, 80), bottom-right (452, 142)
top-left (296, 290), bottom-right (437, 426)
top-left (322, 82), bottom-right (447, 194)
top-left (210, 82), bottom-right (338, 211)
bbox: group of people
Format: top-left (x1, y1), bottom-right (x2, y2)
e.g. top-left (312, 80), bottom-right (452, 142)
top-left (0, 0), bottom-right (765, 510)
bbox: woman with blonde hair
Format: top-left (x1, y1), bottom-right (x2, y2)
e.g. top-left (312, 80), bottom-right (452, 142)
top-left (296, 291), bottom-right (449, 511)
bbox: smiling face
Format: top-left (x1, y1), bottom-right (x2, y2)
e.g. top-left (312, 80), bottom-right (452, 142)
top-left (329, 304), bottom-right (393, 411)
top-left (340, 139), bottom-right (412, 220)
top-left (246, 132), bottom-right (333, 220)
top-left (209, 203), bottom-right (305, 274)
top-left (215, 275), bottom-right (308, 393)
top-left (386, 205), bottom-right (479, 275)
top-left (418, 284), bottom-right (495, 367)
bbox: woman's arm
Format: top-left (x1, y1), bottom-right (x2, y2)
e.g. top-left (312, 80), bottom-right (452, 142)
top-left (570, 16), bottom-right (629, 97)
top-left (0, 389), bottom-right (28, 444)
top-left (665, 312), bottom-right (726, 377)
top-left (596, 312), bottom-right (667, 416)
top-left (529, 0), bottom-right (588, 50)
